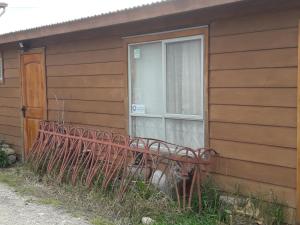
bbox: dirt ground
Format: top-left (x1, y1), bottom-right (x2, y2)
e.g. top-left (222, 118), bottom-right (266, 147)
top-left (0, 182), bottom-right (90, 225)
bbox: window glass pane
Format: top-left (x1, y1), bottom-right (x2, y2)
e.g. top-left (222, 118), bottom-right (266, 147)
top-left (166, 39), bottom-right (203, 116)
top-left (132, 117), bottom-right (163, 139)
top-left (166, 119), bottom-right (204, 149)
top-left (129, 42), bottom-right (163, 115)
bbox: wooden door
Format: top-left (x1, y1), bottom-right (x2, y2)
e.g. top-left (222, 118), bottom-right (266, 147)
top-left (21, 51), bottom-right (47, 158)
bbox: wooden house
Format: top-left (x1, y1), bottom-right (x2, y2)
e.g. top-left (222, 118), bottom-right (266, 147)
top-left (0, 0), bottom-right (299, 223)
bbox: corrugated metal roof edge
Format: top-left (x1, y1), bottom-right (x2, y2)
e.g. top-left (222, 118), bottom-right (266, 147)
top-left (1, 0), bottom-right (167, 36)
top-left (0, 0), bottom-right (244, 45)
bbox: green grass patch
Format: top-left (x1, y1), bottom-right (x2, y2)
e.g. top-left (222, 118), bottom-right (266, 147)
top-left (36, 198), bottom-right (62, 207)
top-left (90, 217), bottom-right (114, 225)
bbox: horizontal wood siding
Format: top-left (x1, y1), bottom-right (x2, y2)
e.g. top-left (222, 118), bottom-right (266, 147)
top-left (45, 36), bottom-right (126, 133)
top-left (0, 49), bottom-right (22, 154)
top-left (210, 8), bottom-right (299, 213)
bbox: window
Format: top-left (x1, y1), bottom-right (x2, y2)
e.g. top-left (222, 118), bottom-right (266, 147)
top-left (128, 35), bottom-right (205, 149)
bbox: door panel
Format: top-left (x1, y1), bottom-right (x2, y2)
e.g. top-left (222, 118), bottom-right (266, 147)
top-left (21, 52), bottom-right (47, 158)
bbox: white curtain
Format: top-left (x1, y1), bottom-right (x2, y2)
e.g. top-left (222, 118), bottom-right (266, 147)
top-left (132, 117), bottom-right (163, 139)
top-left (166, 39), bottom-right (203, 116)
top-left (166, 119), bottom-right (204, 149)
top-left (165, 39), bottom-right (204, 148)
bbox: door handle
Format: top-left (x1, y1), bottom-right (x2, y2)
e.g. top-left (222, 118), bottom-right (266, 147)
top-left (21, 106), bottom-right (27, 118)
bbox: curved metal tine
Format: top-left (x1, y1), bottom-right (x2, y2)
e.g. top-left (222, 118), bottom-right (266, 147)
top-left (29, 131), bottom-right (47, 170)
top-left (94, 143), bottom-right (111, 188)
top-left (118, 149), bottom-right (148, 197)
top-left (195, 166), bottom-right (202, 212)
top-left (65, 128), bottom-right (85, 181)
top-left (110, 152), bottom-right (128, 193)
top-left (79, 141), bottom-right (96, 185)
top-left (187, 165), bottom-right (199, 209)
top-left (31, 122), bottom-right (52, 165)
top-left (45, 128), bottom-right (65, 172)
top-left (47, 135), bottom-right (69, 176)
top-left (42, 133), bottom-right (61, 173)
top-left (102, 143), bottom-right (126, 190)
top-left (57, 133), bottom-right (80, 182)
top-left (27, 125), bottom-right (43, 162)
top-left (85, 132), bottom-right (107, 187)
top-left (71, 129), bottom-right (91, 184)
top-left (83, 130), bottom-right (98, 184)
top-left (72, 139), bottom-right (90, 185)
top-left (169, 161), bottom-right (181, 209)
top-left (103, 153), bottom-right (126, 191)
top-left (39, 133), bottom-right (57, 172)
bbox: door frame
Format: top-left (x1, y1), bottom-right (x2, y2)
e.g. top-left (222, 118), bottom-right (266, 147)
top-left (122, 26), bottom-right (209, 147)
top-left (20, 47), bottom-right (47, 159)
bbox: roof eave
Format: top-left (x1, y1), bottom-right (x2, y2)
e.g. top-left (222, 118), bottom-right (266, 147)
top-left (0, 0), bottom-right (244, 45)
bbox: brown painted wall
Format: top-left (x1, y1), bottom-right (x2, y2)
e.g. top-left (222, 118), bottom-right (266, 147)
top-left (0, 48), bottom-right (22, 153)
top-left (209, 9), bottom-right (299, 220)
top-left (0, 6), bottom-right (300, 222)
top-left (45, 36), bottom-right (126, 134)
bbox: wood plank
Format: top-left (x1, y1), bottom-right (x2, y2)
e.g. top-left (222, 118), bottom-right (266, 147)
top-left (210, 139), bottom-right (296, 168)
top-left (48, 88), bottom-right (124, 102)
top-left (0, 133), bottom-right (22, 147)
top-left (2, 50), bottom-right (18, 60)
top-left (0, 107), bottom-right (20, 117)
top-left (0, 88), bottom-right (20, 98)
top-left (214, 157), bottom-right (296, 188)
top-left (210, 8), bottom-right (300, 37)
top-left (0, 125), bottom-right (21, 137)
top-left (0, 97), bottom-right (20, 108)
top-left (48, 111), bottom-right (125, 129)
top-left (46, 48), bottom-right (123, 66)
top-left (4, 58), bottom-right (19, 69)
top-left (46, 37), bottom-right (122, 55)
top-left (213, 174), bottom-right (296, 210)
top-left (210, 88), bottom-right (297, 107)
top-left (210, 28), bottom-right (298, 53)
top-left (210, 105), bottom-right (296, 127)
top-left (210, 48), bottom-right (297, 70)
top-left (47, 62), bottom-right (123, 76)
top-left (210, 122), bottom-right (296, 148)
top-left (210, 67), bottom-right (297, 88)
top-left (4, 68), bottom-right (20, 78)
top-left (1, 78), bottom-right (20, 88)
top-left (62, 122), bottom-right (125, 135)
top-left (48, 99), bottom-right (124, 115)
top-left (47, 75), bottom-right (124, 88)
top-left (0, 115), bottom-right (21, 127)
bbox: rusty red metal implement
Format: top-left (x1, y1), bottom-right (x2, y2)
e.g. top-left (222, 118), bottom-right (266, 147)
top-left (28, 121), bottom-right (217, 210)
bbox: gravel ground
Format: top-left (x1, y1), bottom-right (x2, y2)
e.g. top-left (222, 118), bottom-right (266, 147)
top-left (0, 183), bottom-right (90, 225)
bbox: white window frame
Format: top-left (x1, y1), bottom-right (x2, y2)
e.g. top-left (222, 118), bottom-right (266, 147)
top-left (128, 35), bottom-right (205, 145)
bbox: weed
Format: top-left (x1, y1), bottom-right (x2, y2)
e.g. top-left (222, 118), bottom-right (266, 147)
top-left (0, 166), bottom-right (286, 225)
top-left (0, 149), bottom-right (9, 168)
top-left (249, 192), bottom-right (285, 225)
